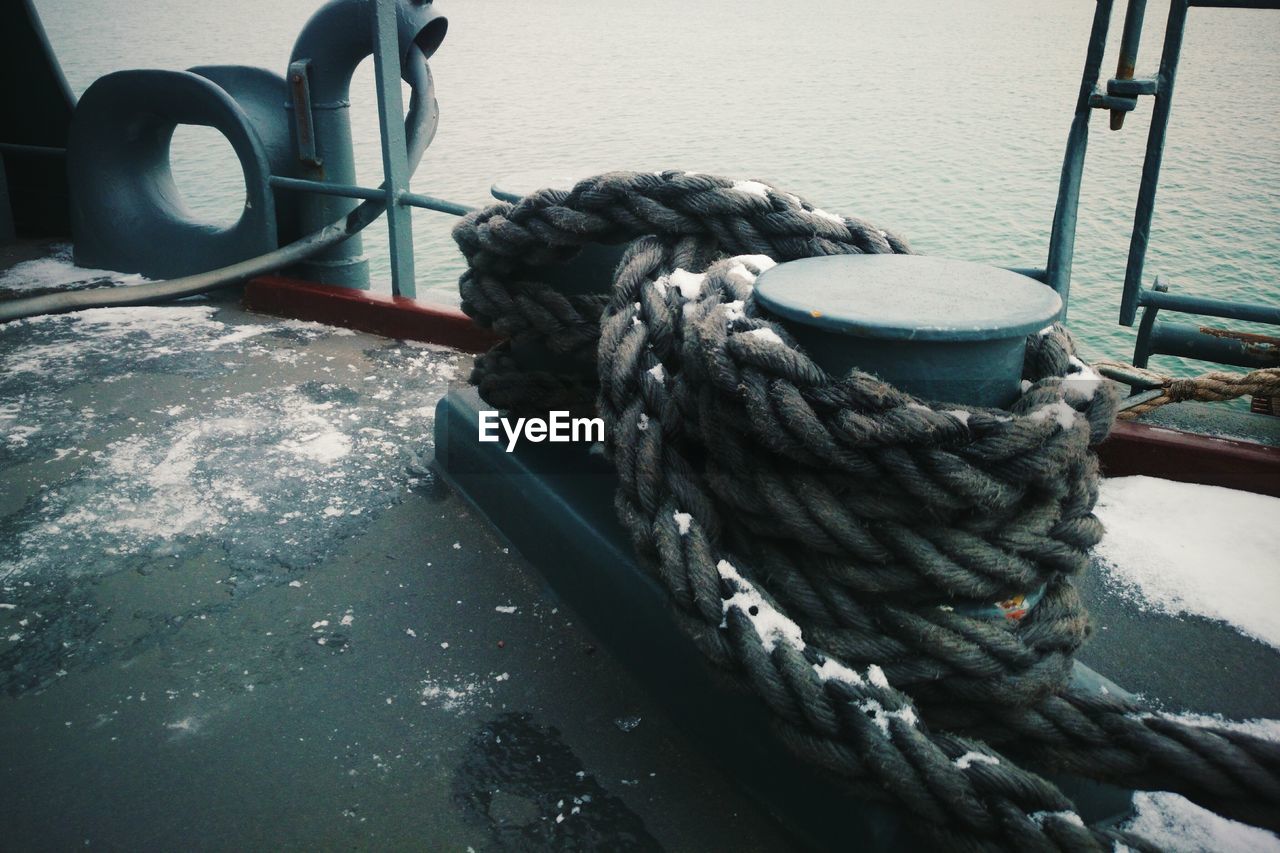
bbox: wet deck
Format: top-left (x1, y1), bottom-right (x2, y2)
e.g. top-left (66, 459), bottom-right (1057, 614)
top-left (0, 288), bottom-right (794, 851)
top-left (1, 263), bottom-right (1277, 850)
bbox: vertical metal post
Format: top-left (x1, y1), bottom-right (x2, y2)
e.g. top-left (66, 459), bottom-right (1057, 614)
top-left (1110, 0), bottom-right (1149, 130)
top-left (1118, 0), bottom-right (1189, 326)
top-left (370, 0), bottom-right (416, 298)
top-left (1044, 0), bottom-right (1115, 317)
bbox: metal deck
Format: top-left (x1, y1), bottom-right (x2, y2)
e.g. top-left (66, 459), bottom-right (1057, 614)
top-left (0, 287), bottom-right (794, 851)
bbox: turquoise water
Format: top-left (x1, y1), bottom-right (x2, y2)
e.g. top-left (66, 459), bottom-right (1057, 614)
top-left (33, 0), bottom-right (1280, 369)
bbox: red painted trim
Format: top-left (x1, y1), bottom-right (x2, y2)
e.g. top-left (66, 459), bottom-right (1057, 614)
top-left (1097, 419), bottom-right (1280, 498)
top-left (243, 275), bottom-right (501, 353)
top-left (243, 276), bottom-right (1280, 495)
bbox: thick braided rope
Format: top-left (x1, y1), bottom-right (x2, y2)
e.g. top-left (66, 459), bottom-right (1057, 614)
top-left (452, 172), bottom-right (1280, 848)
top-left (597, 245), bottom-right (1280, 845)
top-left (455, 171), bottom-right (908, 414)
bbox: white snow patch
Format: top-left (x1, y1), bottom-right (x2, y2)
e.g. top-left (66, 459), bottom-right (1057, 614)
top-left (1121, 791), bottom-right (1280, 852)
top-left (668, 268), bottom-right (706, 299)
top-left (856, 698), bottom-right (919, 734)
top-left (0, 248), bottom-right (151, 292)
top-left (722, 255), bottom-right (775, 286)
top-left (718, 559), bottom-right (909, 713)
top-left (419, 676), bottom-right (491, 713)
top-left (283, 428), bottom-right (351, 463)
top-left (944, 409), bottom-right (971, 426)
top-left (275, 318), bottom-right (356, 337)
top-left (725, 263), bottom-right (758, 285)
top-left (722, 300), bottom-right (747, 323)
top-left (1065, 355), bottom-right (1103, 402)
top-left (637, 413), bottom-right (649, 432)
top-left (954, 751), bottom-right (1000, 769)
top-left (742, 327), bottom-right (785, 347)
top-left (1028, 400), bottom-right (1078, 430)
top-left (717, 559), bottom-right (804, 653)
top-left (733, 254), bottom-right (777, 272)
top-left (810, 208), bottom-right (845, 225)
top-left (813, 656), bottom-right (864, 687)
top-left (1158, 711), bottom-right (1280, 744)
top-left (1094, 476), bottom-right (1280, 649)
top-left (1029, 810), bottom-right (1085, 828)
top-left (204, 325), bottom-right (273, 350)
top-left (732, 180), bottom-right (771, 198)
top-left (673, 511), bottom-right (692, 536)
top-left (647, 364), bottom-right (665, 382)
top-left (494, 606), bottom-right (517, 614)
top-left (5, 424), bottom-right (39, 448)
top-left (164, 717), bottom-right (201, 734)
top-left (4, 307), bottom-right (227, 377)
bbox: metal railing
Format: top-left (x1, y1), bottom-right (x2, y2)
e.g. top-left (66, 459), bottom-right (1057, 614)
top-left (1046, 0), bottom-right (1279, 371)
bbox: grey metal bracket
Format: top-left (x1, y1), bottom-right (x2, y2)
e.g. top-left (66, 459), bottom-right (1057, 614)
top-left (287, 59), bottom-right (320, 167)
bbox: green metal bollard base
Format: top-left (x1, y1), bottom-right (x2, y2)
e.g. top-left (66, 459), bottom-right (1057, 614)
top-left (433, 388), bottom-right (1135, 847)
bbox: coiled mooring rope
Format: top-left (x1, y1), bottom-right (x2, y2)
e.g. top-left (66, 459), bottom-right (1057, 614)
top-left (453, 171), bottom-right (1280, 850)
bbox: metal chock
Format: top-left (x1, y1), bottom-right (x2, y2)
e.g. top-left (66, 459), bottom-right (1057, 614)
top-left (288, 59), bottom-right (321, 167)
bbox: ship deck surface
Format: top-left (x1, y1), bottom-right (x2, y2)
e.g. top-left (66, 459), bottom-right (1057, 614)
top-left (1, 249), bottom-right (1277, 850)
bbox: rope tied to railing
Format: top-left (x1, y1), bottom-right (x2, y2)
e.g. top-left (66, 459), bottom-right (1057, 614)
top-left (1094, 359), bottom-right (1280, 419)
top-left (452, 171), bottom-right (1280, 851)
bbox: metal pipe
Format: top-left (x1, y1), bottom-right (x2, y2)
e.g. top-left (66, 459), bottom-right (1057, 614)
top-left (1118, 0), bottom-right (1189, 326)
top-left (1139, 287), bottom-right (1280, 325)
top-left (1044, 0), bottom-right (1115, 315)
top-left (270, 175), bottom-right (388, 201)
top-left (268, 177), bottom-right (474, 216)
top-left (1147, 320), bottom-right (1280, 368)
top-left (1110, 0), bottom-right (1148, 130)
top-left (285, 0), bottom-right (446, 287)
top-left (400, 191), bottom-right (474, 217)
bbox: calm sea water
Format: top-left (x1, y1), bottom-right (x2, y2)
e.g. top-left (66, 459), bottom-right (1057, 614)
top-left (33, 0), bottom-right (1280, 370)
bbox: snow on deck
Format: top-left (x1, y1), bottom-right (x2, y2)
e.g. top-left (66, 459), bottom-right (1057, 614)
top-left (0, 302), bottom-right (462, 693)
top-left (0, 244), bottom-right (149, 296)
top-left (1094, 476), bottom-right (1280, 651)
top-left (1121, 791), bottom-right (1280, 853)
top-left (1116, 712), bottom-right (1280, 851)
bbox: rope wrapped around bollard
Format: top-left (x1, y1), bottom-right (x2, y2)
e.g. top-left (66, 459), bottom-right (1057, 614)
top-left (452, 171), bottom-right (1280, 850)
